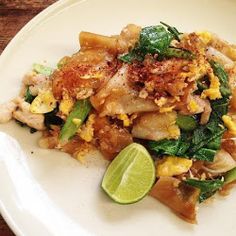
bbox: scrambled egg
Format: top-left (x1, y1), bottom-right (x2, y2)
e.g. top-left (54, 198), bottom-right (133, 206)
top-left (59, 93), bottom-right (74, 116)
top-left (197, 31), bottom-right (212, 45)
top-left (222, 115), bottom-right (236, 135)
top-left (78, 114), bottom-right (96, 142)
top-left (154, 97), bottom-right (167, 107)
top-left (30, 90), bottom-right (57, 114)
top-left (201, 72), bottom-right (222, 100)
top-left (187, 100), bottom-right (200, 113)
top-left (117, 114), bottom-right (131, 127)
top-left (159, 106), bottom-right (175, 113)
top-left (156, 156), bottom-right (193, 177)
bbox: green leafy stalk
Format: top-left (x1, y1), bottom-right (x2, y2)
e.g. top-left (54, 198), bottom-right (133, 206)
top-left (210, 60), bottom-right (231, 98)
top-left (190, 118), bottom-right (226, 154)
top-left (118, 49), bottom-right (144, 63)
top-left (185, 179), bottom-right (224, 203)
top-left (193, 148), bottom-right (216, 162)
top-left (163, 47), bottom-right (195, 60)
top-left (59, 99), bottom-right (91, 142)
top-left (33, 63), bottom-right (54, 76)
top-left (25, 87), bottom-right (35, 104)
top-left (224, 167), bottom-right (236, 184)
top-left (176, 114), bottom-right (197, 131)
top-left (160, 21), bottom-right (182, 41)
top-left (211, 97), bottom-right (229, 118)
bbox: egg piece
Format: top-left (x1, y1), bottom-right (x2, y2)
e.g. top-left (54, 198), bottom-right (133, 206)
top-left (222, 115), bottom-right (236, 135)
top-left (201, 72), bottom-right (221, 100)
top-left (156, 156), bottom-right (193, 177)
top-left (197, 31), bottom-right (212, 45)
top-left (117, 114), bottom-right (131, 127)
top-left (30, 90), bottom-right (57, 114)
top-left (59, 97), bottom-right (74, 116)
top-left (78, 114), bottom-right (96, 142)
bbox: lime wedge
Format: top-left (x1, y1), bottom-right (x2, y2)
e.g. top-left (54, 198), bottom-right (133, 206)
top-left (101, 143), bottom-right (156, 204)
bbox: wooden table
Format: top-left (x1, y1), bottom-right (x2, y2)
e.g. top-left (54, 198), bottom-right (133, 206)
top-left (0, 1), bottom-right (57, 234)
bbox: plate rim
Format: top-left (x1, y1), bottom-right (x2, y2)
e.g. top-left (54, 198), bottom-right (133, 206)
top-left (1, 0), bottom-right (236, 235)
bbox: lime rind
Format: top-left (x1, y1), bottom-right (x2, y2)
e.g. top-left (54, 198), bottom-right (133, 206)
top-left (101, 143), bottom-right (156, 204)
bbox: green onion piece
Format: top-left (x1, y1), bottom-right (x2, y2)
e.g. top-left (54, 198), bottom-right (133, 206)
top-left (176, 114), bottom-right (197, 131)
top-left (224, 167), bottom-right (236, 184)
top-left (33, 63), bottom-right (53, 76)
top-left (59, 99), bottom-right (91, 142)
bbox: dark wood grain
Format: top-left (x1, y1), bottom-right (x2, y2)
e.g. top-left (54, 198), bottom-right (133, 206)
top-left (0, 0), bottom-right (57, 54)
top-left (0, 1), bottom-right (57, 234)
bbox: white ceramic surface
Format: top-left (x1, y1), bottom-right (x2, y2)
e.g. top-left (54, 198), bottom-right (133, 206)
top-left (0, 0), bottom-right (236, 235)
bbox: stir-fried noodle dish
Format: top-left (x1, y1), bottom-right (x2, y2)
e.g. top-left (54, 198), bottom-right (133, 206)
top-left (1, 22), bottom-right (236, 223)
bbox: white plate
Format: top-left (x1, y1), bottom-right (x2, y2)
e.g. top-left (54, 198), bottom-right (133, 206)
top-left (0, 0), bottom-right (236, 235)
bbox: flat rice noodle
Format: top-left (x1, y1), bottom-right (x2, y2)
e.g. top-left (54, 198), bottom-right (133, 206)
top-left (132, 112), bottom-right (180, 141)
top-left (91, 65), bottom-right (158, 116)
top-left (150, 177), bottom-right (200, 224)
top-left (93, 117), bottom-right (133, 160)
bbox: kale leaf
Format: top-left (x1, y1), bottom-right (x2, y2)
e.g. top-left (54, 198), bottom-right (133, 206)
top-left (193, 148), bottom-right (217, 162)
top-left (148, 133), bottom-right (190, 157)
top-left (211, 97), bottom-right (229, 118)
top-left (149, 102), bottom-right (226, 162)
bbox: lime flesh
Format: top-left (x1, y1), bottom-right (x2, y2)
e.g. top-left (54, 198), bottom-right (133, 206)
top-left (101, 143), bottom-right (156, 204)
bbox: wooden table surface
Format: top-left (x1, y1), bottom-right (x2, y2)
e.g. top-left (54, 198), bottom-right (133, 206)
top-left (0, 1), bottom-right (57, 234)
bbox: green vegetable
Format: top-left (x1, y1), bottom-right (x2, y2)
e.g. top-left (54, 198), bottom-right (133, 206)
top-left (149, 111), bottom-right (225, 162)
top-left (139, 25), bottom-right (172, 55)
top-left (211, 97), bottom-right (229, 118)
top-left (118, 49), bottom-right (143, 63)
top-left (162, 47), bottom-right (194, 60)
top-left (197, 78), bottom-right (209, 92)
top-left (206, 135), bottom-right (222, 150)
top-left (148, 133), bottom-right (190, 157)
top-left (33, 63), bottom-right (53, 76)
top-left (176, 114), bottom-right (197, 131)
top-left (185, 178), bottom-right (224, 203)
top-left (25, 87), bottom-right (35, 104)
top-left (190, 120), bottom-right (225, 154)
top-left (59, 99), bottom-right (91, 142)
top-left (193, 148), bottom-right (216, 162)
top-left (210, 60), bottom-right (231, 98)
top-left (224, 167), bottom-right (236, 184)
top-left (160, 21), bottom-right (182, 41)
top-left (149, 139), bottom-right (180, 156)
top-left (119, 23), bottom-right (193, 63)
